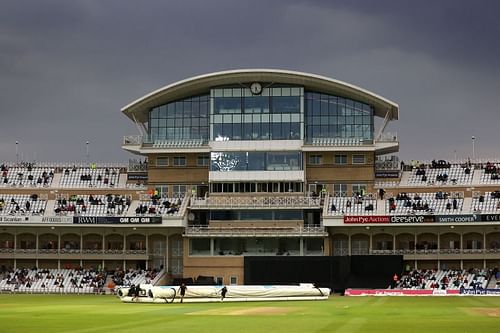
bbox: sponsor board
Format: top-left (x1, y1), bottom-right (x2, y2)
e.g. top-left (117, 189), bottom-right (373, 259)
top-left (73, 216), bottom-right (162, 224)
top-left (345, 289), bottom-right (460, 296)
top-left (460, 288), bottom-right (500, 295)
top-left (375, 171), bottom-right (400, 178)
top-left (435, 215), bottom-right (479, 223)
top-left (0, 216), bottom-right (72, 224)
top-left (127, 173), bottom-right (148, 181)
top-left (481, 214), bottom-right (500, 222)
top-left (344, 216), bottom-right (390, 224)
top-left (389, 215), bottom-right (432, 223)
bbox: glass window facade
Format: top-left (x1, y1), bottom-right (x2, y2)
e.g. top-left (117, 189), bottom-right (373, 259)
top-left (352, 154), bottom-right (366, 164)
top-left (156, 157), bottom-right (168, 167)
top-left (308, 154), bottom-right (322, 165)
top-left (304, 92), bottom-right (373, 141)
top-left (211, 86), bottom-right (303, 141)
top-left (173, 156), bottom-right (186, 166)
top-left (148, 95), bottom-right (209, 142)
top-left (335, 154), bottom-right (348, 164)
top-left (211, 182), bottom-right (303, 193)
top-left (210, 151), bottom-right (302, 171)
top-left (210, 210), bottom-right (303, 221)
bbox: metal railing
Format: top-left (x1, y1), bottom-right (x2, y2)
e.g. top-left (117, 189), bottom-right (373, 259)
top-left (184, 224), bottom-right (326, 236)
top-left (190, 196), bottom-right (321, 209)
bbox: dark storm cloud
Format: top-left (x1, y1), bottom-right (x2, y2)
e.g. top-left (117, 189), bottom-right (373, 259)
top-left (0, 0), bottom-right (498, 162)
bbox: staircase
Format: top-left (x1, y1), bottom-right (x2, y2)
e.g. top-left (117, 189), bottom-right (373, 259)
top-left (471, 169), bottom-right (482, 186)
top-left (51, 172), bottom-right (62, 187)
top-left (399, 171), bottom-right (412, 186)
top-left (487, 276), bottom-right (497, 289)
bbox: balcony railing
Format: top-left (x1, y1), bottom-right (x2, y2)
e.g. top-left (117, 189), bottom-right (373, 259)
top-left (0, 248), bottom-right (148, 255)
top-left (190, 196), bottom-right (321, 209)
top-left (123, 135), bottom-right (208, 148)
top-left (185, 225), bottom-right (326, 237)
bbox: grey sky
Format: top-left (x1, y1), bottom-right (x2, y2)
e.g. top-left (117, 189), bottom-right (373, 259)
top-left (0, 0), bottom-right (498, 163)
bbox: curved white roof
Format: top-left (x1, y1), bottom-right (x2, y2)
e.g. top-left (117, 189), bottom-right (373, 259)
top-left (121, 69), bottom-right (399, 123)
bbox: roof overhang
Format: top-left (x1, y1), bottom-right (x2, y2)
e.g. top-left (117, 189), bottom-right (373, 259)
top-left (121, 69), bottom-right (399, 123)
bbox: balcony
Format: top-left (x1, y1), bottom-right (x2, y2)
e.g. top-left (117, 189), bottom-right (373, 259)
top-left (122, 135), bottom-right (209, 153)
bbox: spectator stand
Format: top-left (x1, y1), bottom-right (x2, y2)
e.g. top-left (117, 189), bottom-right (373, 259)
top-left (0, 194), bottom-right (47, 216)
top-left (0, 268), bottom-right (106, 294)
top-left (0, 163), bottom-right (55, 188)
top-left (54, 194), bottom-right (132, 216)
top-left (59, 167), bottom-right (120, 188)
top-left (386, 191), bottom-right (464, 215)
top-left (325, 192), bottom-right (377, 216)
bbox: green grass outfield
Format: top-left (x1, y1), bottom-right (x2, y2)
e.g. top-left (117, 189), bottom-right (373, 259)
top-left (0, 294), bottom-right (499, 333)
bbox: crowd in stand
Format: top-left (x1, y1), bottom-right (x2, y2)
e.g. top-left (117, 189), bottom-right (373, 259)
top-left (1, 163), bottom-right (54, 187)
top-left (396, 268), bottom-right (491, 290)
top-left (54, 194), bottom-right (131, 215)
top-left (387, 191), bottom-right (461, 213)
top-left (135, 195), bottom-right (181, 215)
top-left (0, 266), bottom-right (106, 292)
top-left (0, 194), bottom-right (45, 215)
top-left (111, 268), bottom-right (159, 286)
top-left (484, 162), bottom-right (499, 180)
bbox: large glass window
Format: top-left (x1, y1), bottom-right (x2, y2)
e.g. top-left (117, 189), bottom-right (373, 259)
top-left (211, 86), bottom-right (303, 141)
top-left (210, 151), bottom-right (302, 171)
top-left (148, 95), bottom-right (209, 142)
top-left (210, 210), bottom-right (303, 221)
top-left (173, 156), bottom-right (186, 166)
top-left (305, 92), bottom-right (373, 141)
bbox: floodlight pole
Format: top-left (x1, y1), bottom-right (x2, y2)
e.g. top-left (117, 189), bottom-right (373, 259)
top-left (15, 141), bottom-right (19, 164)
top-left (86, 141), bottom-right (90, 163)
top-left (472, 136), bottom-right (476, 160)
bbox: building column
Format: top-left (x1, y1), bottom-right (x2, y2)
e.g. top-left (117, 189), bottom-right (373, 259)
top-left (369, 232), bottom-right (373, 254)
top-left (414, 233), bottom-right (417, 253)
top-left (393, 233), bottom-right (396, 254)
top-left (102, 234), bottom-right (105, 254)
top-left (348, 233), bottom-right (351, 256)
top-left (80, 233), bottom-right (83, 254)
top-left (299, 238), bottom-right (304, 256)
top-left (460, 232), bottom-right (463, 253)
top-left (483, 231), bottom-right (486, 253)
top-left (210, 238), bottom-right (214, 256)
top-left (145, 234), bottom-right (149, 270)
top-left (165, 234), bottom-right (169, 273)
top-left (123, 233), bottom-right (127, 270)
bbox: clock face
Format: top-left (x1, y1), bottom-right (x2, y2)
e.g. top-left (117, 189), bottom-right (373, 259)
top-left (250, 82), bottom-right (262, 95)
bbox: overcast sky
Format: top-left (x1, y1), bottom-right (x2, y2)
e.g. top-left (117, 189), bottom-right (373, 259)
top-left (0, 0), bottom-right (498, 163)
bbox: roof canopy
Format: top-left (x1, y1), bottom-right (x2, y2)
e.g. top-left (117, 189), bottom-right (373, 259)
top-left (121, 69), bottom-right (399, 123)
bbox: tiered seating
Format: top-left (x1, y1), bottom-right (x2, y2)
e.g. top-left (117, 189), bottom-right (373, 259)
top-left (111, 269), bottom-right (159, 286)
top-left (387, 192), bottom-right (463, 214)
top-left (471, 191), bottom-right (500, 213)
top-left (406, 162), bottom-right (472, 186)
top-left (0, 165), bottom-right (54, 188)
top-left (54, 194), bottom-right (131, 216)
top-left (135, 197), bottom-right (182, 216)
top-left (396, 269), bottom-right (489, 290)
top-left (0, 268), bottom-right (106, 293)
top-left (480, 162), bottom-right (500, 184)
top-left (59, 167), bottom-right (120, 188)
top-left (326, 195), bottom-right (376, 216)
top-left (0, 194), bottom-right (46, 215)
